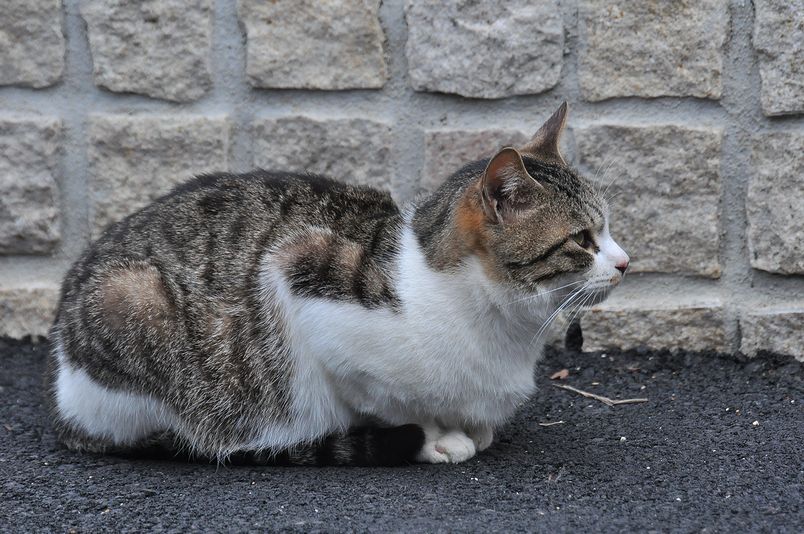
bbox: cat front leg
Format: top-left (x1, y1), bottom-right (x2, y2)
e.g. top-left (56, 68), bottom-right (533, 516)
top-left (465, 424), bottom-right (494, 452)
top-left (415, 421), bottom-right (477, 464)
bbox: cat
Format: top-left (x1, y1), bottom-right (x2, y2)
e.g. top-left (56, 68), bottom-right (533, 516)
top-left (47, 102), bottom-right (629, 466)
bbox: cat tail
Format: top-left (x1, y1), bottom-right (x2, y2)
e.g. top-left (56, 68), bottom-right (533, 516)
top-left (229, 424), bottom-right (426, 467)
top-left (54, 422), bottom-right (425, 467)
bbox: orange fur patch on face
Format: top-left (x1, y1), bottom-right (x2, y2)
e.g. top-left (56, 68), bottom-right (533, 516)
top-left (455, 184), bottom-right (488, 254)
top-left (455, 185), bottom-right (510, 282)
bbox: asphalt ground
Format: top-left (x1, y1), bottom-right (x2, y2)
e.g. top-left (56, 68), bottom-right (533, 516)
top-left (1, 336), bottom-right (801, 533)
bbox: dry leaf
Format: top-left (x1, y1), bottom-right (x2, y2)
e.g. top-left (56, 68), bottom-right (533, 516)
top-left (550, 369), bottom-right (569, 380)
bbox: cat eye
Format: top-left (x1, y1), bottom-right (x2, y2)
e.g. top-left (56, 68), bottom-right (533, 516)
top-left (571, 230), bottom-right (594, 250)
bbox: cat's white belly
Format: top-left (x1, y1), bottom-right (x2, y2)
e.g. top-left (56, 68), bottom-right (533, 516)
top-left (290, 297), bottom-right (540, 428)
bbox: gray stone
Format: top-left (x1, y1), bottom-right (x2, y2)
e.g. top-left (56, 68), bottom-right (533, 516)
top-left (81, 0), bottom-right (213, 102)
top-left (253, 116), bottom-right (392, 191)
top-left (0, 0), bottom-right (65, 87)
top-left (405, 0), bottom-right (563, 98)
top-left (0, 116), bottom-right (61, 254)
top-left (753, 0), bottom-right (804, 116)
top-left (88, 114), bottom-right (231, 238)
top-left (0, 283), bottom-right (59, 339)
top-left (747, 132), bottom-right (804, 274)
top-left (581, 299), bottom-right (728, 353)
top-left (740, 305), bottom-right (804, 361)
top-left (422, 129), bottom-right (529, 192)
top-left (578, 0), bottom-right (727, 101)
top-left (576, 123), bottom-right (722, 278)
top-left (239, 0), bottom-right (387, 90)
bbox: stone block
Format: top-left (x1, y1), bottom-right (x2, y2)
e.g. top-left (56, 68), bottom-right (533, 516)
top-left (252, 116), bottom-right (392, 191)
top-left (405, 0), bottom-right (563, 98)
top-left (239, 0), bottom-right (387, 89)
top-left (88, 114), bottom-right (231, 238)
top-left (0, 0), bottom-right (65, 87)
top-left (581, 299), bottom-right (728, 353)
top-left (0, 283), bottom-right (59, 339)
top-left (576, 123), bottom-right (722, 277)
top-left (578, 0), bottom-right (727, 100)
top-left (740, 305), bottom-right (804, 361)
top-left (81, 0), bottom-right (213, 101)
top-left (422, 129), bottom-right (529, 192)
top-left (753, 0), bottom-right (804, 115)
top-left (0, 116), bottom-right (61, 254)
top-left (747, 132), bottom-right (804, 274)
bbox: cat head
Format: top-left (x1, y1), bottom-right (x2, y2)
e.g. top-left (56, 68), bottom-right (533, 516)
top-left (414, 102), bottom-right (629, 305)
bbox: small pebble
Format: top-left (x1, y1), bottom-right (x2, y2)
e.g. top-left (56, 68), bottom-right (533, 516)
top-left (620, 436), bottom-right (626, 442)
top-left (752, 420), bottom-right (759, 426)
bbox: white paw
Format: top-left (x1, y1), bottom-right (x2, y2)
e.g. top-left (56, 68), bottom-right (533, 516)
top-left (467, 425), bottom-right (494, 452)
top-left (416, 441), bottom-right (450, 464)
top-left (417, 431), bottom-right (476, 464)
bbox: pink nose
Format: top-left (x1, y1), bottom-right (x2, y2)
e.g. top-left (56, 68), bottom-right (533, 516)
top-left (616, 260), bottom-right (629, 274)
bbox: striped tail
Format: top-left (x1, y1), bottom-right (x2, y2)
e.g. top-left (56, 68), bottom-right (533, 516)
top-left (229, 425), bottom-right (426, 467)
top-left (104, 425), bottom-right (426, 467)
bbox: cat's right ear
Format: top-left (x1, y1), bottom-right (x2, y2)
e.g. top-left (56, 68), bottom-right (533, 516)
top-left (480, 147), bottom-right (543, 224)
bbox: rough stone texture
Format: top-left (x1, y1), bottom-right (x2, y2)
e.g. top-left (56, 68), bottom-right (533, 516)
top-left (253, 116), bottom-right (392, 191)
top-left (81, 0), bottom-right (213, 102)
top-left (740, 305), bottom-right (804, 361)
top-left (422, 129), bottom-right (529, 192)
top-left (747, 132), bottom-right (804, 274)
top-left (0, 283), bottom-right (58, 339)
top-left (405, 0), bottom-right (563, 98)
top-left (753, 0), bottom-right (804, 116)
top-left (0, 0), bottom-right (65, 88)
top-left (576, 123), bottom-right (722, 277)
top-left (87, 115), bottom-right (231, 238)
top-left (578, 1), bottom-right (727, 101)
top-left (239, 0), bottom-right (387, 90)
top-left (0, 117), bottom-right (61, 254)
top-left (581, 300), bottom-right (728, 353)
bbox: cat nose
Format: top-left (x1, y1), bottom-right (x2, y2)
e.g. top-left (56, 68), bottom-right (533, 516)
top-left (615, 259), bottom-right (629, 274)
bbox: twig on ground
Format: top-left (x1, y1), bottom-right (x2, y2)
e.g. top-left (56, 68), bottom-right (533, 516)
top-left (538, 420), bottom-right (565, 427)
top-left (552, 383), bottom-right (648, 407)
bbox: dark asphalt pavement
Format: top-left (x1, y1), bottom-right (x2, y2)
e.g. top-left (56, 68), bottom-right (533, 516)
top-left (1, 337), bottom-right (801, 533)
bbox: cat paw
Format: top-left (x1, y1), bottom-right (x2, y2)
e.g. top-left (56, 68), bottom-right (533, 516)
top-left (466, 425), bottom-right (494, 452)
top-left (417, 431), bottom-right (476, 464)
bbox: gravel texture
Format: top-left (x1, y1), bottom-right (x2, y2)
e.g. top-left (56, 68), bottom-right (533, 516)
top-left (1, 337), bottom-right (801, 532)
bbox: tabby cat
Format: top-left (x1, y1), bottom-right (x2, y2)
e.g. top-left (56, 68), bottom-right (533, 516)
top-left (48, 103), bottom-right (629, 466)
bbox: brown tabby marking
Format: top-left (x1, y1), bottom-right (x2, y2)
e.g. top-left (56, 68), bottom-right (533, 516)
top-left (100, 263), bottom-right (174, 332)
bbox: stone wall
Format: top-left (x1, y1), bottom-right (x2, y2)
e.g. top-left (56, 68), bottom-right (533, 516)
top-left (1, 0), bottom-right (802, 360)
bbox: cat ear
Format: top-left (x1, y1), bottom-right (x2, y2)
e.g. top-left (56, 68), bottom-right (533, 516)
top-left (520, 101), bottom-right (568, 164)
top-left (480, 147), bottom-right (542, 224)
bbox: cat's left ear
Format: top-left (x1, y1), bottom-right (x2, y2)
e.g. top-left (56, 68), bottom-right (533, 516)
top-left (520, 101), bottom-right (568, 165)
top-left (481, 147), bottom-right (543, 224)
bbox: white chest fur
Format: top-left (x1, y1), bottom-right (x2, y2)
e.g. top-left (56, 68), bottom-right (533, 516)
top-left (267, 225), bottom-right (551, 431)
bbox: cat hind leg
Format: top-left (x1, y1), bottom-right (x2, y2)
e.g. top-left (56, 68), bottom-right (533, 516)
top-left (50, 339), bottom-right (176, 453)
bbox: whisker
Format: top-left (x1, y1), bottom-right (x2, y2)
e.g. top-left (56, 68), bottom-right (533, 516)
top-left (566, 291), bottom-right (594, 334)
top-left (501, 280), bottom-right (586, 308)
top-left (556, 291), bottom-right (589, 341)
top-left (530, 283), bottom-right (589, 347)
top-left (604, 190), bottom-right (625, 204)
top-left (600, 159), bottom-right (620, 199)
